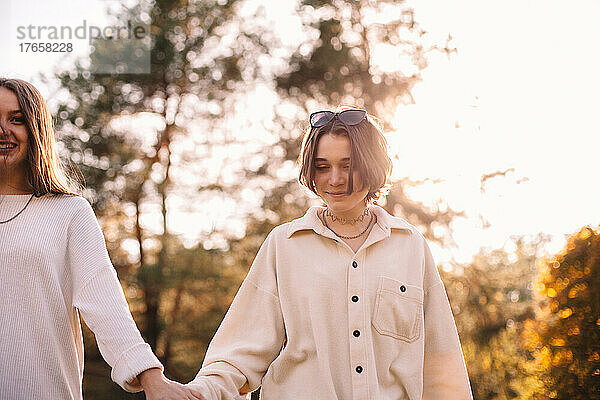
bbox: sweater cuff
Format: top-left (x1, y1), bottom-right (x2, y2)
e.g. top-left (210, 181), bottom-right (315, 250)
top-left (188, 362), bottom-right (249, 400)
top-left (111, 342), bottom-right (163, 392)
top-left (186, 379), bottom-right (216, 399)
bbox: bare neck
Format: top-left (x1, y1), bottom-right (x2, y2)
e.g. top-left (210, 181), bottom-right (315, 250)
top-left (0, 171), bottom-right (32, 195)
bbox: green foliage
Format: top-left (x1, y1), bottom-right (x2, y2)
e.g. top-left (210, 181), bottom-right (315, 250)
top-left (82, 242), bottom-right (247, 399)
top-left (52, 0), bottom-right (269, 397)
top-left (524, 227), bottom-right (600, 399)
top-left (447, 229), bottom-right (600, 400)
top-left (276, 0), bottom-right (437, 119)
top-left (54, 0), bottom-right (260, 207)
top-left (443, 236), bottom-right (547, 399)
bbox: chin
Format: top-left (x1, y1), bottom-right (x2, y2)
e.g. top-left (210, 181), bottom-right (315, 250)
top-left (324, 197), bottom-right (347, 207)
top-left (325, 203), bottom-right (353, 214)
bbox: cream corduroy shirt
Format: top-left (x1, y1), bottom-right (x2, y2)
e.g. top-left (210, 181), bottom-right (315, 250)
top-left (0, 194), bottom-right (162, 400)
top-left (189, 205), bottom-right (472, 400)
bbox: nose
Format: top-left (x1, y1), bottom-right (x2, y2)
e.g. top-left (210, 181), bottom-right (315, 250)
top-left (0, 116), bottom-right (9, 136)
top-left (329, 167), bottom-right (346, 186)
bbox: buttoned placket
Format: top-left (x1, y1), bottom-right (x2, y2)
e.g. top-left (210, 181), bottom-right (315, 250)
top-left (309, 210), bottom-right (393, 400)
top-left (327, 222), bottom-right (389, 400)
top-left (347, 249), bottom-right (369, 400)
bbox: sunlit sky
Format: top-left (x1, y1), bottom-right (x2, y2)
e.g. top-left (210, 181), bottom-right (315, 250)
top-left (3, 0), bottom-right (599, 265)
top-left (394, 0), bottom-right (600, 263)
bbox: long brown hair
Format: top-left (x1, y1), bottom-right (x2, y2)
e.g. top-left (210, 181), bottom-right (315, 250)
top-left (0, 78), bottom-right (79, 196)
top-left (299, 107), bottom-right (392, 203)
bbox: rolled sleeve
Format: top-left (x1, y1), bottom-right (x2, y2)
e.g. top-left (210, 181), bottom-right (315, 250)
top-left (68, 202), bottom-right (162, 392)
top-left (74, 268), bottom-right (163, 391)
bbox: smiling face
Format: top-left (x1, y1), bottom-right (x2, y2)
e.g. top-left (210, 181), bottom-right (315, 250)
top-left (313, 133), bottom-right (369, 217)
top-left (0, 87), bottom-right (29, 191)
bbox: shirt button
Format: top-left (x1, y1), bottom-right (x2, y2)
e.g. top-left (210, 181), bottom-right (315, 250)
top-left (352, 261), bottom-right (358, 268)
top-left (355, 366), bottom-right (363, 373)
top-left (351, 295), bottom-right (359, 302)
top-left (353, 330), bottom-right (360, 337)
top-left (400, 285), bottom-right (406, 292)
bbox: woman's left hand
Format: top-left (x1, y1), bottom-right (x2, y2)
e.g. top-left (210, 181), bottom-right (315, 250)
top-left (139, 368), bottom-right (207, 400)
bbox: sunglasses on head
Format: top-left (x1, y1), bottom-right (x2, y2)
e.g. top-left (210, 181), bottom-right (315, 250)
top-left (309, 109), bottom-right (367, 128)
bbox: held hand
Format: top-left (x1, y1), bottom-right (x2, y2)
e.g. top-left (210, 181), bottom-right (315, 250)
top-left (139, 368), bottom-right (206, 400)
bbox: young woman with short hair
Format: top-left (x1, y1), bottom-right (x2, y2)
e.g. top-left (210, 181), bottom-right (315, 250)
top-left (189, 108), bottom-right (472, 399)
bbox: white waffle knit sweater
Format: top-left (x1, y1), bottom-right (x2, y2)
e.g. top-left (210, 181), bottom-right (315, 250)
top-left (0, 194), bottom-right (162, 400)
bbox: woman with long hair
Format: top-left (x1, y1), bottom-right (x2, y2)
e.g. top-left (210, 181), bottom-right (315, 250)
top-left (0, 78), bottom-right (204, 400)
top-left (188, 108), bottom-right (472, 399)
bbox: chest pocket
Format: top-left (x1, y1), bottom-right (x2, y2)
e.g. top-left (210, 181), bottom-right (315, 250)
top-left (372, 276), bottom-right (423, 342)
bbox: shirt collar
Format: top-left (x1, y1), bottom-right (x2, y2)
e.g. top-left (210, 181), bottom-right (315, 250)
top-left (286, 204), bottom-right (413, 239)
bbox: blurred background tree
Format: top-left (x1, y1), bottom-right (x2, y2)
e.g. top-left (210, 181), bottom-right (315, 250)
top-left (53, 0), bottom-right (272, 396)
top-left (443, 236), bottom-right (548, 399)
top-left (523, 226), bottom-right (600, 400)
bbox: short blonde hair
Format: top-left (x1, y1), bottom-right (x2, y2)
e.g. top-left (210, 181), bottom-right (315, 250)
top-left (298, 108), bottom-right (392, 203)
